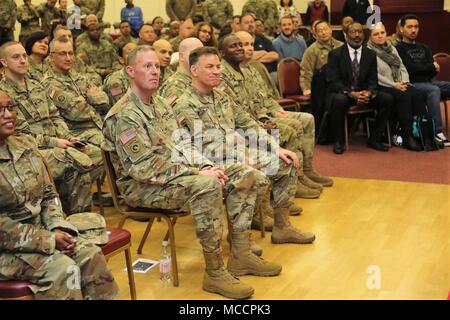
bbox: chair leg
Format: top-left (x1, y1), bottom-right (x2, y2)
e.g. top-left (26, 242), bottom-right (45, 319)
top-left (445, 100), bottom-right (449, 136)
top-left (137, 217), bottom-right (155, 254)
top-left (124, 247), bottom-right (137, 300)
top-left (161, 216), bottom-right (179, 287)
top-left (344, 114), bottom-right (349, 151)
top-left (163, 217), bottom-right (178, 242)
top-left (96, 177), bottom-right (104, 216)
top-left (117, 214), bottom-right (129, 229)
top-left (386, 120), bottom-right (391, 147)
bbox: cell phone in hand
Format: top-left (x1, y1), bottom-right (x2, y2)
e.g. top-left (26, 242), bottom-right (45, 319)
top-left (73, 140), bottom-right (87, 148)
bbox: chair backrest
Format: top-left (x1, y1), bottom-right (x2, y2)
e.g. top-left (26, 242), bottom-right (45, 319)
top-left (101, 150), bottom-right (124, 213)
top-left (249, 60), bottom-right (281, 99)
top-left (277, 58), bottom-right (302, 97)
top-left (433, 53), bottom-right (450, 82)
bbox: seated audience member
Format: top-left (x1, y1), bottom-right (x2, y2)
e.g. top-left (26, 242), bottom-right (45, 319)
top-left (367, 23), bottom-right (427, 151)
top-left (210, 22), bottom-right (222, 42)
top-left (169, 18), bottom-right (194, 52)
top-left (240, 14), bottom-right (279, 78)
top-left (152, 39), bottom-right (174, 82)
top-left (305, 20), bottom-right (321, 47)
top-left (57, 0), bottom-right (68, 25)
top-left (24, 32), bottom-right (51, 83)
top-left (75, 14), bottom-right (113, 48)
top-left (242, 0), bottom-right (280, 36)
top-left (152, 16), bottom-right (165, 37)
top-left (161, 20), bottom-right (180, 40)
top-left (202, 0), bottom-right (234, 27)
top-left (121, 0), bottom-right (143, 36)
top-left (272, 16), bottom-right (307, 62)
top-left (326, 22), bottom-right (393, 154)
top-left (52, 25), bottom-right (103, 86)
top-left (334, 16), bottom-right (354, 44)
top-left (0, 91), bottom-right (118, 300)
top-left (138, 23), bottom-right (159, 46)
top-left (231, 15), bottom-right (242, 33)
top-left (102, 45), bottom-right (262, 300)
top-left (396, 14), bottom-right (450, 146)
top-left (300, 21), bottom-right (343, 131)
top-left (304, 0), bottom-right (329, 26)
top-left (292, 14), bottom-right (303, 35)
top-left (103, 42), bottom-right (137, 105)
top-left (76, 22), bottom-right (121, 79)
top-left (45, 37), bottom-right (109, 145)
top-left (191, 22), bottom-right (217, 48)
top-left (0, 41), bottom-right (102, 214)
top-left (342, 0), bottom-right (371, 25)
top-left (113, 20), bottom-right (138, 51)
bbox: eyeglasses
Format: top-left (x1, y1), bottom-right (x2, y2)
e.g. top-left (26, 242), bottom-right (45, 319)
top-left (51, 51), bottom-right (75, 57)
top-left (0, 103), bottom-right (17, 117)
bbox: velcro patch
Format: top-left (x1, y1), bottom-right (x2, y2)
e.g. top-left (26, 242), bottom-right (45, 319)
top-left (167, 95), bottom-right (178, 105)
top-left (120, 128), bottom-right (137, 145)
top-left (110, 86), bottom-right (123, 97)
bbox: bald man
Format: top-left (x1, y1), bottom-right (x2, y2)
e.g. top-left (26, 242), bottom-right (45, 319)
top-left (153, 39), bottom-right (174, 83)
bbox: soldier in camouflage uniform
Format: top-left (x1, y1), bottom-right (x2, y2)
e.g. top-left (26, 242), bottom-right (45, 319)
top-left (0, 91), bottom-right (118, 300)
top-left (44, 37), bottom-right (109, 146)
top-left (153, 39), bottom-right (175, 84)
top-left (0, 0), bottom-right (17, 46)
top-left (166, 0), bottom-right (196, 21)
top-left (202, 0), bottom-right (234, 28)
top-left (79, 0), bottom-right (105, 22)
top-left (113, 21), bottom-right (138, 52)
top-left (103, 42), bottom-right (137, 106)
top-left (17, 0), bottom-right (42, 43)
top-left (173, 47), bottom-right (315, 248)
top-left (237, 31), bottom-right (334, 188)
top-left (52, 25), bottom-right (103, 86)
top-left (76, 22), bottom-right (121, 79)
top-left (0, 41), bottom-right (102, 214)
top-left (75, 14), bottom-right (113, 49)
top-left (37, 0), bottom-right (61, 36)
top-left (242, 0), bottom-right (279, 36)
top-left (220, 34), bottom-right (330, 201)
top-left (169, 18), bottom-right (194, 52)
top-left (102, 45), bottom-right (278, 299)
top-left (24, 32), bottom-right (52, 85)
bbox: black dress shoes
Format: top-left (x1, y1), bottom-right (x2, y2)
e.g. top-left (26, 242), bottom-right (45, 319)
top-left (367, 139), bottom-right (389, 152)
top-left (333, 141), bottom-right (345, 154)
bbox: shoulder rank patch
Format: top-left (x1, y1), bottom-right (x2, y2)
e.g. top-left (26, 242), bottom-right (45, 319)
top-left (120, 128), bottom-right (137, 145)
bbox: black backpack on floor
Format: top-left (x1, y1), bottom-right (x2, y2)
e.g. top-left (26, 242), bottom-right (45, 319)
top-left (412, 115), bottom-right (440, 151)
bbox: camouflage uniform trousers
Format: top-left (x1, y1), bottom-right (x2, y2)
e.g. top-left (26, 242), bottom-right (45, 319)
top-left (122, 174), bottom-right (224, 253)
top-left (0, 240), bottom-right (118, 300)
top-left (40, 144), bottom-right (103, 214)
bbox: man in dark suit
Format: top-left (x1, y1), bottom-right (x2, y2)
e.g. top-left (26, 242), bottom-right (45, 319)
top-left (326, 22), bottom-right (393, 154)
top-left (342, 0), bottom-right (371, 25)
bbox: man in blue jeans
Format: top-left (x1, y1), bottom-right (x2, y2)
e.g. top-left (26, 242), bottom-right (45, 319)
top-left (396, 14), bottom-right (450, 147)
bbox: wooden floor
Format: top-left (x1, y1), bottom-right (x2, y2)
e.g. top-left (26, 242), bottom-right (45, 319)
top-left (101, 177), bottom-right (449, 300)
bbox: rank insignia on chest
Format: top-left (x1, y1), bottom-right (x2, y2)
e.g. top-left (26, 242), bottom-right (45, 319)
top-left (167, 95), bottom-right (178, 105)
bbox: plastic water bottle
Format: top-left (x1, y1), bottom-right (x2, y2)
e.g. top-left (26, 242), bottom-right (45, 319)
top-left (160, 241), bottom-right (171, 283)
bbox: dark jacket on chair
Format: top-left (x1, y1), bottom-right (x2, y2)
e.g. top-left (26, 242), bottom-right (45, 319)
top-left (326, 44), bottom-right (379, 97)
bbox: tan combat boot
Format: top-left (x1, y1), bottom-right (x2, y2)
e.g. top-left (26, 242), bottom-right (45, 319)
top-left (271, 208), bottom-right (316, 244)
top-left (251, 213), bottom-right (273, 231)
top-left (299, 173), bottom-right (323, 191)
top-left (304, 157), bottom-right (334, 187)
top-left (290, 203), bottom-right (303, 216)
top-left (228, 231), bottom-right (282, 277)
top-left (295, 179), bottom-right (321, 199)
top-left (250, 237), bottom-right (263, 256)
top-left (203, 250), bottom-right (254, 299)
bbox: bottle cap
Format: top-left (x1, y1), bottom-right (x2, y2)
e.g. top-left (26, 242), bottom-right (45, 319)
top-left (162, 240), bottom-right (168, 246)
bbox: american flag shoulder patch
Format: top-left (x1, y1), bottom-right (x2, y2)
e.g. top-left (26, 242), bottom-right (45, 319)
top-left (120, 128), bottom-right (137, 145)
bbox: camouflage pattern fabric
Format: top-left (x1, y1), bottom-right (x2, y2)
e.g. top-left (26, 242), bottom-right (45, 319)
top-left (17, 3), bottom-right (41, 40)
top-left (202, 0), bottom-right (234, 27)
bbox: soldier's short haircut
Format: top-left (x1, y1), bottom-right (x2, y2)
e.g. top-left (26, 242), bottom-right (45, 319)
top-left (49, 36), bottom-right (72, 53)
top-left (52, 25), bottom-right (70, 39)
top-left (279, 15), bottom-right (294, 24)
top-left (218, 34), bottom-right (236, 51)
top-left (126, 45), bottom-right (155, 66)
top-left (400, 14), bottom-right (419, 27)
top-left (0, 41), bottom-right (21, 59)
top-left (189, 47), bottom-right (220, 68)
top-left (240, 13), bottom-right (256, 24)
top-left (119, 20), bottom-right (130, 27)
